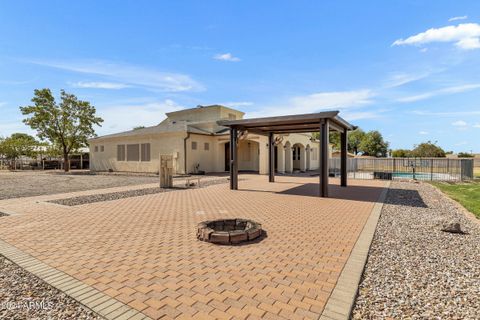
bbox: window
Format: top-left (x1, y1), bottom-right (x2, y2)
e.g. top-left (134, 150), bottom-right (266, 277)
top-left (204, 142), bottom-right (209, 151)
top-left (228, 113), bottom-right (236, 120)
top-left (100, 145), bottom-right (104, 152)
top-left (94, 146), bottom-right (99, 152)
top-left (141, 143), bottom-right (151, 162)
top-left (127, 144), bottom-right (140, 161)
top-left (191, 141), bottom-right (197, 150)
top-left (117, 145), bottom-right (126, 161)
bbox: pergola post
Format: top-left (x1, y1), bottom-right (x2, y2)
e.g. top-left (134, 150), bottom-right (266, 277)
top-left (340, 128), bottom-right (347, 187)
top-left (268, 132), bottom-right (275, 182)
top-left (229, 128), bottom-right (238, 190)
top-left (320, 119), bottom-right (329, 197)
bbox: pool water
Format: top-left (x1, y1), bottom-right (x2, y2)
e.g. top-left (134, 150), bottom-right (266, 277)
top-left (393, 172), bottom-right (434, 179)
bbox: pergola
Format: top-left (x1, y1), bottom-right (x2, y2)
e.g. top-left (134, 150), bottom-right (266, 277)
top-left (217, 111), bottom-right (354, 197)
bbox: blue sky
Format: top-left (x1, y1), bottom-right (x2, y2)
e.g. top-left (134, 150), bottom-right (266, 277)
top-left (1, 1), bottom-right (480, 152)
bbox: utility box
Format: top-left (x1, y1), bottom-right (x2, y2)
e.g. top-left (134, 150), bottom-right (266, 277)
top-left (160, 154), bottom-right (174, 188)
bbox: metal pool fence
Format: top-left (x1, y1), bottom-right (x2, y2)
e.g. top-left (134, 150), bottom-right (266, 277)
top-left (329, 158), bottom-right (474, 181)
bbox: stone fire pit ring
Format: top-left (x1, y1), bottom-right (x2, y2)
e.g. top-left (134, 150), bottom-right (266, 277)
top-left (197, 219), bottom-right (262, 245)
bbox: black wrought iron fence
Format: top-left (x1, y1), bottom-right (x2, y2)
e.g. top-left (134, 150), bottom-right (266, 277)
top-left (329, 158), bottom-right (474, 181)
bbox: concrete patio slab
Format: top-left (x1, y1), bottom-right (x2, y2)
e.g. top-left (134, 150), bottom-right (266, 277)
top-left (0, 174), bottom-right (387, 319)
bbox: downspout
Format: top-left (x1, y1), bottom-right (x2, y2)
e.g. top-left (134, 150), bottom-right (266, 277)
top-left (183, 132), bottom-right (190, 174)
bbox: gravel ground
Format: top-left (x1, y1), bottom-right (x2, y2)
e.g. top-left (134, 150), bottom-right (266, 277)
top-left (0, 256), bottom-right (100, 320)
top-left (353, 181), bottom-right (480, 319)
top-left (49, 177), bottom-right (229, 206)
top-left (0, 171), bottom-right (159, 200)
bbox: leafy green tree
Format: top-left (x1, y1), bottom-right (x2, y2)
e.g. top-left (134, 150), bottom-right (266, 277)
top-left (359, 130), bottom-right (389, 157)
top-left (457, 152), bottom-right (474, 158)
top-left (348, 128), bottom-right (366, 155)
top-left (133, 126), bottom-right (146, 130)
top-left (412, 141), bottom-right (446, 157)
top-left (329, 132), bottom-right (341, 151)
top-left (20, 89), bottom-right (103, 171)
top-left (313, 127), bottom-right (366, 154)
top-left (392, 149), bottom-right (412, 158)
top-left (0, 133), bottom-right (38, 159)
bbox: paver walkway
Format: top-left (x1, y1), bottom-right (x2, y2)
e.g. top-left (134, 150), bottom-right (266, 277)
top-left (0, 174), bottom-right (386, 319)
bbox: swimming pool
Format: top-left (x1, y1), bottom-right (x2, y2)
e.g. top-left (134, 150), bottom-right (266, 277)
top-left (392, 172), bottom-right (456, 180)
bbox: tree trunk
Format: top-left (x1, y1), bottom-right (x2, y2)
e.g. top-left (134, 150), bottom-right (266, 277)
top-left (63, 152), bottom-right (70, 172)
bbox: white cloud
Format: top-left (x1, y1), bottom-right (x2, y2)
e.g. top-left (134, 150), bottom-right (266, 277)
top-left (384, 72), bottom-right (430, 88)
top-left (28, 59), bottom-right (204, 92)
top-left (452, 120), bottom-right (467, 127)
top-left (397, 83), bottom-right (480, 102)
top-left (412, 110), bottom-right (480, 116)
top-left (393, 23), bottom-right (480, 50)
top-left (246, 89), bottom-right (375, 118)
top-left (69, 81), bottom-right (131, 89)
top-left (97, 99), bottom-right (184, 135)
top-left (420, 48), bottom-right (428, 53)
top-left (0, 102), bottom-right (6, 108)
top-left (455, 141), bottom-right (468, 146)
top-left (455, 37), bottom-right (480, 49)
top-left (213, 53), bottom-right (241, 62)
top-left (419, 131), bottom-right (429, 135)
top-left (449, 16), bottom-right (468, 22)
top-left (473, 123), bottom-right (480, 128)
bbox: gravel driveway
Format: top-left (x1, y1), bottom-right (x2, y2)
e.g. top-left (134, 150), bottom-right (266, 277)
top-left (0, 171), bottom-right (158, 200)
top-left (353, 181), bottom-right (480, 319)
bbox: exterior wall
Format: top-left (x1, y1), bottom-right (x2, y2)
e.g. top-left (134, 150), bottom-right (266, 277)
top-left (90, 132), bottom-right (186, 174)
top-left (185, 134), bottom-right (217, 173)
top-left (90, 131), bottom-right (327, 175)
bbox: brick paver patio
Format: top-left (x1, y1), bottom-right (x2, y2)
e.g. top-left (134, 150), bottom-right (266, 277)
top-left (0, 174), bottom-right (386, 319)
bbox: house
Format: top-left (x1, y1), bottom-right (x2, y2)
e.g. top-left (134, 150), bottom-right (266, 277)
top-left (89, 105), bottom-right (328, 175)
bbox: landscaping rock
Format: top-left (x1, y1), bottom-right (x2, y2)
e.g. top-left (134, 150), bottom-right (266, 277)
top-left (0, 255), bottom-right (100, 319)
top-left (441, 221), bottom-right (466, 234)
top-left (352, 181), bottom-right (480, 319)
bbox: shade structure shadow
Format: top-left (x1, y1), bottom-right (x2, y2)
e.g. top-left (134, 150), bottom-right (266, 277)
top-left (264, 183), bottom-right (428, 208)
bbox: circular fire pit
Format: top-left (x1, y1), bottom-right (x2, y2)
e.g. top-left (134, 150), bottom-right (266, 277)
top-left (197, 219), bottom-right (262, 245)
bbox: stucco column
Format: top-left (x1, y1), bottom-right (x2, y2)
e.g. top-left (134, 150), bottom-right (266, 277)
top-left (285, 145), bottom-right (293, 173)
top-left (277, 144), bottom-right (285, 173)
top-left (306, 147), bottom-right (311, 171)
top-left (299, 147), bottom-right (306, 172)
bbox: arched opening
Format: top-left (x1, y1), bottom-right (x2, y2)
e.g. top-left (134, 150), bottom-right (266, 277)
top-left (292, 143), bottom-right (306, 172)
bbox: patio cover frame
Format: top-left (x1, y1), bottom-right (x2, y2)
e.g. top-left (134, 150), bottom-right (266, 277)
top-left (217, 111), bottom-right (354, 197)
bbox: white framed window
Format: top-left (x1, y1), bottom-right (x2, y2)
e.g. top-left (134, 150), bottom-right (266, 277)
top-left (94, 146), bottom-right (99, 152)
top-left (204, 142), bottom-right (209, 151)
top-left (100, 145), bottom-right (104, 152)
top-left (191, 141), bottom-right (197, 150)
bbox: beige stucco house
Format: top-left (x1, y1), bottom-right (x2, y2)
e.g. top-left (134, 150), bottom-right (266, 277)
top-left (89, 105), bottom-right (328, 175)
